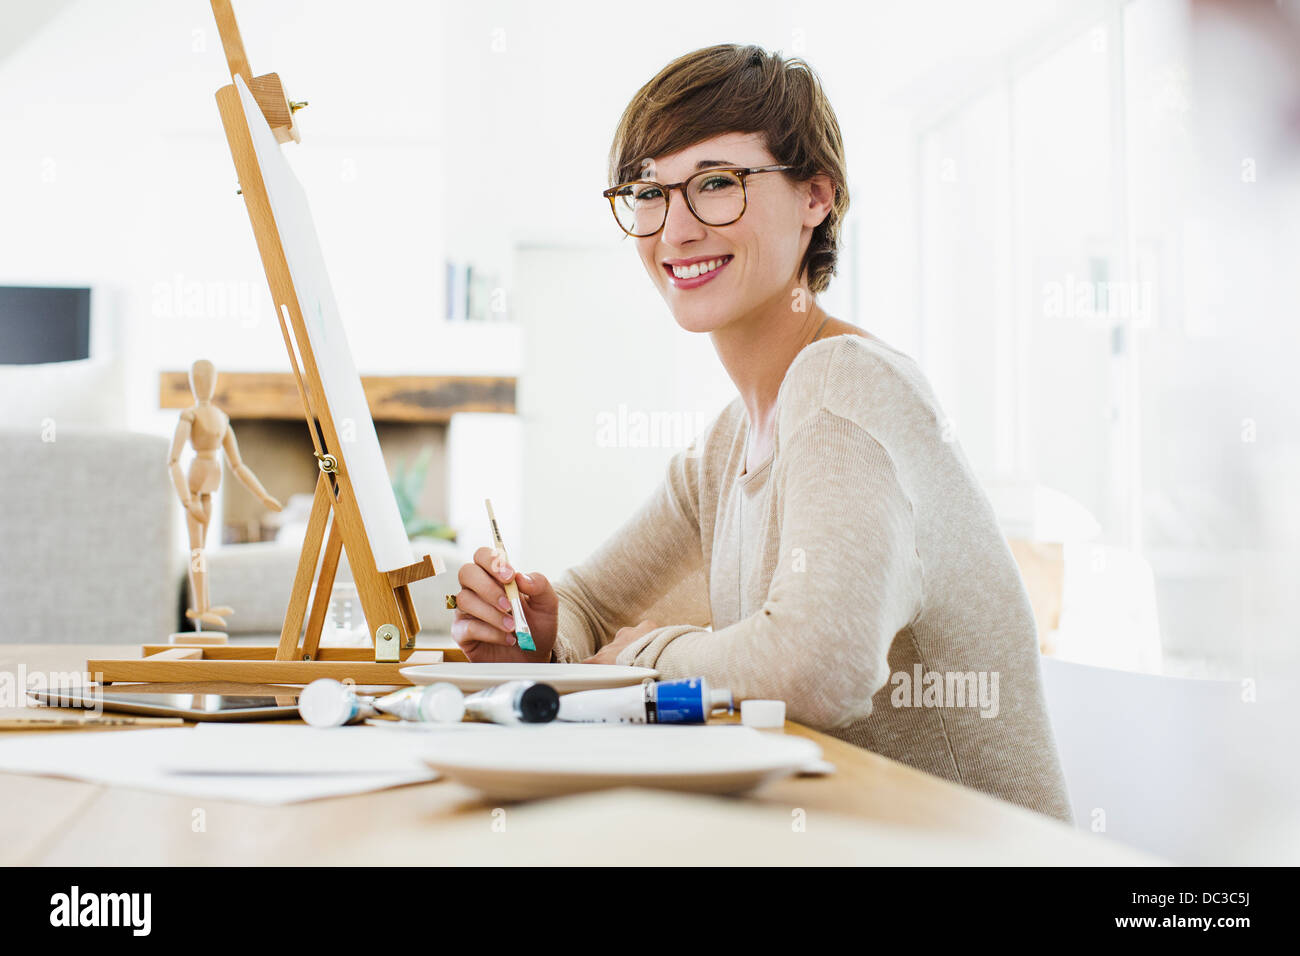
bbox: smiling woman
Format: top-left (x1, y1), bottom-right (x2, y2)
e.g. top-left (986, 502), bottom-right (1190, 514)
top-left (607, 45), bottom-right (848, 298)
top-left (451, 44), bottom-right (1072, 822)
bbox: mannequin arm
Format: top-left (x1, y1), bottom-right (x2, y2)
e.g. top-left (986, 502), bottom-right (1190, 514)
top-left (223, 426), bottom-right (283, 511)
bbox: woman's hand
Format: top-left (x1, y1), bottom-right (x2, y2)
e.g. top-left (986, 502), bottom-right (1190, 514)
top-left (451, 547), bottom-right (558, 663)
top-left (583, 620), bottom-right (658, 665)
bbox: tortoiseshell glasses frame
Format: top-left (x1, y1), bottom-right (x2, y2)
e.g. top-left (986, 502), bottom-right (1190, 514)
top-left (602, 164), bottom-right (794, 237)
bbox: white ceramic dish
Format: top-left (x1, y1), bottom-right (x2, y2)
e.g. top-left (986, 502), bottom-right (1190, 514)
top-left (400, 662), bottom-right (657, 693)
top-left (419, 724), bottom-right (824, 800)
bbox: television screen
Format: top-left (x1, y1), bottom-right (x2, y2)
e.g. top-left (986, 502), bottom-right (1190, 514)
top-left (0, 285), bottom-right (91, 364)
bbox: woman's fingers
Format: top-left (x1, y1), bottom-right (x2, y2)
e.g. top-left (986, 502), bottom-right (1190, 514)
top-left (474, 545), bottom-right (516, 583)
top-left (514, 569), bottom-right (557, 612)
top-left (453, 588), bottom-right (514, 634)
top-left (452, 610), bottom-right (517, 647)
top-left (514, 568), bottom-right (547, 593)
top-left (458, 560), bottom-right (511, 613)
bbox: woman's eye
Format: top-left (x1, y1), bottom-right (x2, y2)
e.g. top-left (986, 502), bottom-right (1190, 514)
top-left (634, 187), bottom-right (663, 202)
top-left (699, 176), bottom-right (737, 191)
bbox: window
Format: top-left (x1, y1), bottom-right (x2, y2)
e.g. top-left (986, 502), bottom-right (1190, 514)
top-left (917, 0), bottom-right (1288, 677)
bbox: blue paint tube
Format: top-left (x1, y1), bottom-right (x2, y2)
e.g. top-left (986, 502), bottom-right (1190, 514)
top-left (557, 677), bottom-right (734, 724)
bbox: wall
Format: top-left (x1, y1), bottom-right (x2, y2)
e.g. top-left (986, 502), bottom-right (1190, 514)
top-left (0, 0), bottom-right (1084, 580)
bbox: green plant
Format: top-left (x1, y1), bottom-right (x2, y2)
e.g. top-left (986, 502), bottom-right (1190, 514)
top-left (391, 446), bottom-right (457, 542)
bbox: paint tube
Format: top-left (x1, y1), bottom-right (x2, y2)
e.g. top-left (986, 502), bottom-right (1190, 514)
top-left (373, 683), bottom-right (466, 723)
top-left (298, 678), bottom-right (377, 727)
top-left (557, 677), bottom-right (734, 724)
top-left (463, 680), bottom-right (559, 725)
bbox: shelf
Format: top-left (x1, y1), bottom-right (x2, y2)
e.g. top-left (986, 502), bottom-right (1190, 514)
top-left (159, 371), bottom-right (516, 423)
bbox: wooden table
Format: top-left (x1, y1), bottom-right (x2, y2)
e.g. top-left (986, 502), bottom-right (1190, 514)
top-left (0, 644), bottom-right (1158, 865)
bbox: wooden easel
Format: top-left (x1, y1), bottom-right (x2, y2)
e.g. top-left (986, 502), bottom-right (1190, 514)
top-left (89, 0), bottom-right (445, 686)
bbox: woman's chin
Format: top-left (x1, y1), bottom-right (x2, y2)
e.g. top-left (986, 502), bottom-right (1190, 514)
top-left (669, 306), bottom-right (733, 334)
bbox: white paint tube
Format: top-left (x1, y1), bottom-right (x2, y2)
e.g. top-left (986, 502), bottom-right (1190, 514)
top-left (557, 677), bottom-right (735, 724)
top-left (463, 680), bottom-right (559, 725)
top-left (298, 678), bottom-right (377, 727)
top-left (373, 683), bottom-right (466, 723)
top-left (301, 679), bottom-right (467, 726)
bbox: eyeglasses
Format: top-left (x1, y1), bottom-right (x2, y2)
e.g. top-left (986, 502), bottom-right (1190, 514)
top-left (602, 165), bottom-right (793, 237)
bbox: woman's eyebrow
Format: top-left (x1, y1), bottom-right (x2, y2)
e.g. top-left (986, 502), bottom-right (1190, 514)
top-left (631, 159), bottom-right (737, 182)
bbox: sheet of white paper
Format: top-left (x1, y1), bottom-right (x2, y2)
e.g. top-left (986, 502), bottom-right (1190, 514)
top-left (363, 718), bottom-right (504, 732)
top-left (0, 726), bottom-right (439, 805)
top-left (164, 724), bottom-right (450, 774)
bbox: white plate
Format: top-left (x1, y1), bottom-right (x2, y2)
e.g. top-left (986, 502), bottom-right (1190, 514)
top-left (400, 662), bottom-right (658, 693)
top-left (419, 724), bottom-right (823, 800)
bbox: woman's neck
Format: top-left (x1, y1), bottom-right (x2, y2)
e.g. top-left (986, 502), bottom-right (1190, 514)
top-left (710, 282), bottom-right (830, 445)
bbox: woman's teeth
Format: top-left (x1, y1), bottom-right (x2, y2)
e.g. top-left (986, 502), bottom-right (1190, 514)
top-left (671, 256), bottom-right (729, 279)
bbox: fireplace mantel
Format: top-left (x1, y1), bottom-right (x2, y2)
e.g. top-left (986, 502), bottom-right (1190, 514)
top-left (159, 371), bottom-right (516, 422)
top-left (159, 371), bottom-right (514, 543)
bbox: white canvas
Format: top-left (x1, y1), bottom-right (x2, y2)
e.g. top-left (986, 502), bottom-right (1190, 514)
top-left (232, 75), bottom-right (413, 573)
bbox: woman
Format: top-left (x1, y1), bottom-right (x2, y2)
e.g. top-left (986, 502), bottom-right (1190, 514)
top-left (452, 44), bottom-right (1071, 821)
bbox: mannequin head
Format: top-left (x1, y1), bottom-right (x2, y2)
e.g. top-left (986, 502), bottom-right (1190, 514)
top-left (189, 359), bottom-right (217, 403)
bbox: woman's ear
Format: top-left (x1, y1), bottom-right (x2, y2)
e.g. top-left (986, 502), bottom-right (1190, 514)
top-left (802, 173), bottom-right (834, 229)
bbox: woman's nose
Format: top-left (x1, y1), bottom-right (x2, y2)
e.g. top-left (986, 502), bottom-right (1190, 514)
top-left (661, 191), bottom-right (707, 246)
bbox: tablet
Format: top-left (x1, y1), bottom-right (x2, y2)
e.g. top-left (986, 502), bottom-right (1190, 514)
top-left (27, 690), bottom-right (301, 722)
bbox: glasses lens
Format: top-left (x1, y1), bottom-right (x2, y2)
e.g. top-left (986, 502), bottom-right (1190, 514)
top-left (611, 182), bottom-right (667, 236)
top-left (687, 169), bottom-right (745, 225)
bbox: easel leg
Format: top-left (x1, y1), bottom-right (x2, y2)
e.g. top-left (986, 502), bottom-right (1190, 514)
top-left (276, 473), bottom-right (333, 661)
top-left (301, 516), bottom-right (343, 661)
top-left (394, 584), bottom-right (419, 648)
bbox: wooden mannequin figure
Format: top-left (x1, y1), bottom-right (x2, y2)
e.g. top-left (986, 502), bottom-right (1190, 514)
top-left (169, 359), bottom-right (282, 630)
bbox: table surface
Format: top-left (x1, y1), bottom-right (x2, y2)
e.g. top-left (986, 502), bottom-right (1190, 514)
top-left (0, 644), bottom-right (1158, 865)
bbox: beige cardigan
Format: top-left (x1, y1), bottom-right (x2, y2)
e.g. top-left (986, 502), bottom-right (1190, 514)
top-left (552, 334), bottom-right (1073, 821)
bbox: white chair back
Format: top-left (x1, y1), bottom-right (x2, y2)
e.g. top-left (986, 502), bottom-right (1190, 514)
top-left (1040, 656), bottom-right (1300, 864)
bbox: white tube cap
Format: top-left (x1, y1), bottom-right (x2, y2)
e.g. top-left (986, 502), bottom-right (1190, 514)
top-left (299, 678), bottom-right (355, 728)
top-left (740, 699), bottom-right (786, 729)
top-left (418, 683), bottom-right (467, 723)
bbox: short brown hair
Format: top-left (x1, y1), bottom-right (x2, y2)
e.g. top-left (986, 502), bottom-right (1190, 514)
top-left (608, 44), bottom-right (849, 295)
